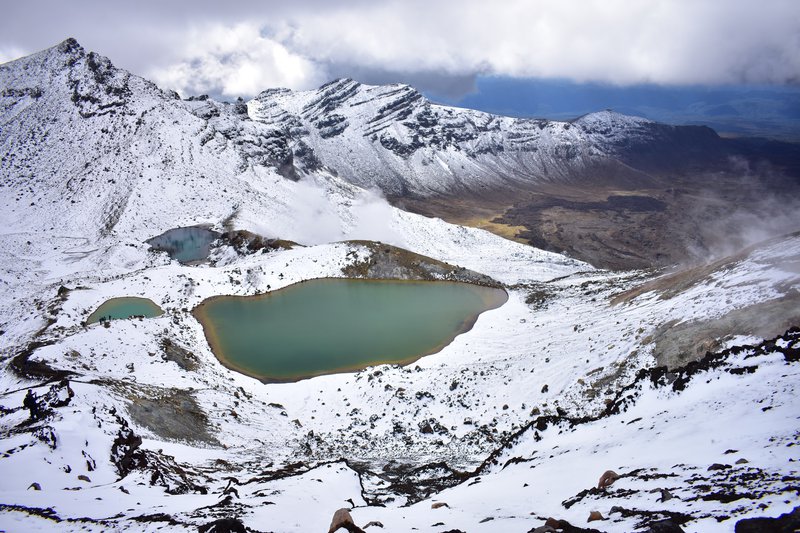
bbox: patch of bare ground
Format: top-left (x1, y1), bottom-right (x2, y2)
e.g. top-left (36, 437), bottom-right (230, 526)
top-left (394, 163), bottom-right (800, 271)
top-left (397, 195), bottom-right (529, 244)
top-left (397, 183), bottom-right (685, 270)
top-left (610, 249), bottom-right (754, 306)
top-left (612, 231), bottom-right (800, 306)
top-left (646, 292), bottom-right (800, 368)
top-left (341, 240), bottom-right (502, 287)
top-left (610, 232), bottom-right (800, 367)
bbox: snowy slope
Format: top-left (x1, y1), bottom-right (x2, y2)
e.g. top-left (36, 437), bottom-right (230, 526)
top-left (1, 39), bottom-right (798, 532)
top-left (1, 230), bottom-right (797, 532)
top-left (248, 79), bottom-right (723, 197)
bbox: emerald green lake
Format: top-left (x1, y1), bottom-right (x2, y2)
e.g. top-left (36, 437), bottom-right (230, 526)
top-left (87, 297), bottom-right (164, 324)
top-left (193, 279), bottom-right (507, 382)
top-left (147, 226), bottom-right (220, 264)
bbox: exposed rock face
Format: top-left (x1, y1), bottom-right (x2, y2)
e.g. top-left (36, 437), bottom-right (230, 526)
top-left (127, 389), bottom-right (218, 445)
top-left (597, 470), bottom-right (620, 489)
top-left (734, 506), bottom-right (800, 532)
top-left (328, 508), bottom-right (366, 533)
top-left (198, 517), bottom-right (247, 533)
top-left (642, 520), bottom-right (686, 533)
top-left (341, 241), bottom-right (502, 287)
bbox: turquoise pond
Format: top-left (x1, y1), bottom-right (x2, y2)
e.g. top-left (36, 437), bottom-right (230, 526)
top-left (192, 279), bottom-right (508, 382)
top-left (147, 226), bottom-right (220, 264)
top-left (87, 297), bottom-right (164, 324)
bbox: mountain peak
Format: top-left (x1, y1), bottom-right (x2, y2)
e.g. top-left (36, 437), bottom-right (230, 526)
top-left (56, 37), bottom-right (85, 57)
top-left (1, 37), bottom-right (87, 74)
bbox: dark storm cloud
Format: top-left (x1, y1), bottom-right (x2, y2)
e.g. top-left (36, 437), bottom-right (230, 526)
top-left (1, 1), bottom-right (798, 99)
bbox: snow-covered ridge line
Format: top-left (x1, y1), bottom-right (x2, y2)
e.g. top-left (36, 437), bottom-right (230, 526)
top-left (248, 74), bottom-right (692, 196)
top-left (0, 37), bottom-right (729, 243)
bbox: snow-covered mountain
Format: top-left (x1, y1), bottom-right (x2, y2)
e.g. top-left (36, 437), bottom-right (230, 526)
top-left (4, 38), bottom-right (795, 269)
top-left (1, 37), bottom-right (726, 213)
top-left (0, 38), bottom-right (325, 242)
top-left (1, 39), bottom-right (799, 532)
top-left (248, 78), bottom-right (731, 197)
top-left (248, 73), bottom-right (800, 270)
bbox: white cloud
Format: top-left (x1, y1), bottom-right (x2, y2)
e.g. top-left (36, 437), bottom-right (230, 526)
top-left (149, 22), bottom-right (325, 98)
top-left (4, 1), bottom-right (797, 95)
top-left (0, 45), bottom-right (28, 65)
top-left (278, 0), bottom-right (800, 86)
top-left (346, 189), bottom-right (405, 247)
top-left (279, 177), bottom-right (344, 245)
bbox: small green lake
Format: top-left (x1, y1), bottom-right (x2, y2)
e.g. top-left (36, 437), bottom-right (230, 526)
top-left (147, 226), bottom-right (220, 264)
top-left (193, 279), bottom-right (507, 382)
top-left (87, 297), bottom-right (164, 324)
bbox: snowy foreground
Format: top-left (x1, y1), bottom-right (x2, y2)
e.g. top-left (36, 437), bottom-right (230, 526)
top-left (1, 39), bottom-right (799, 532)
top-left (1, 207), bottom-right (798, 532)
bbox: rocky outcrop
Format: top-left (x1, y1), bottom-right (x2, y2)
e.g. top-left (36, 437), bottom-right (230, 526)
top-left (328, 508), bottom-right (366, 533)
top-left (528, 517), bottom-right (604, 532)
top-left (217, 230), bottom-right (296, 256)
top-left (21, 380), bottom-right (74, 422)
top-left (735, 506), bottom-right (800, 532)
top-left (597, 470), bottom-right (619, 490)
top-left (198, 517), bottom-right (247, 533)
top-left (160, 338), bottom-right (200, 371)
top-left (110, 415), bottom-right (147, 479)
top-left (341, 241), bottom-right (502, 288)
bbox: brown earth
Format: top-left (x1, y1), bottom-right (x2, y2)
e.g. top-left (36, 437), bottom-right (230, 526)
top-left (397, 168), bottom-right (800, 271)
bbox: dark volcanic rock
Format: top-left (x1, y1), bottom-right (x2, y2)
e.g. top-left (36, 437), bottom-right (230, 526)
top-left (734, 506), bottom-right (800, 532)
top-left (111, 418), bottom-right (147, 478)
top-left (315, 113), bottom-right (349, 138)
top-left (218, 230), bottom-right (296, 257)
top-left (127, 389), bottom-right (217, 445)
top-left (303, 78), bottom-right (361, 119)
top-left (341, 241), bottom-right (502, 288)
top-left (641, 519), bottom-right (686, 533)
top-left (529, 518), bottom-right (604, 532)
top-left (198, 517), bottom-right (247, 533)
top-left (160, 338), bottom-right (200, 371)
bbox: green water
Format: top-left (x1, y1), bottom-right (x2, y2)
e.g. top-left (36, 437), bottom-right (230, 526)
top-left (193, 279), bottom-right (507, 382)
top-left (87, 297), bottom-right (164, 324)
top-left (147, 226), bottom-right (220, 264)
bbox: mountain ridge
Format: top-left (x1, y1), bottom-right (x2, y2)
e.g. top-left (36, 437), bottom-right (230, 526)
top-left (248, 74), bottom-right (728, 197)
top-left (0, 39), bottom-right (725, 263)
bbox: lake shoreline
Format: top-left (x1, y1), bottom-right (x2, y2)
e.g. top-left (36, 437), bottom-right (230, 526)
top-left (192, 277), bottom-right (508, 383)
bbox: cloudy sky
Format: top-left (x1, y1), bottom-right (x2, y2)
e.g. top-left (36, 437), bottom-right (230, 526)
top-left (2, 0), bottom-right (799, 104)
